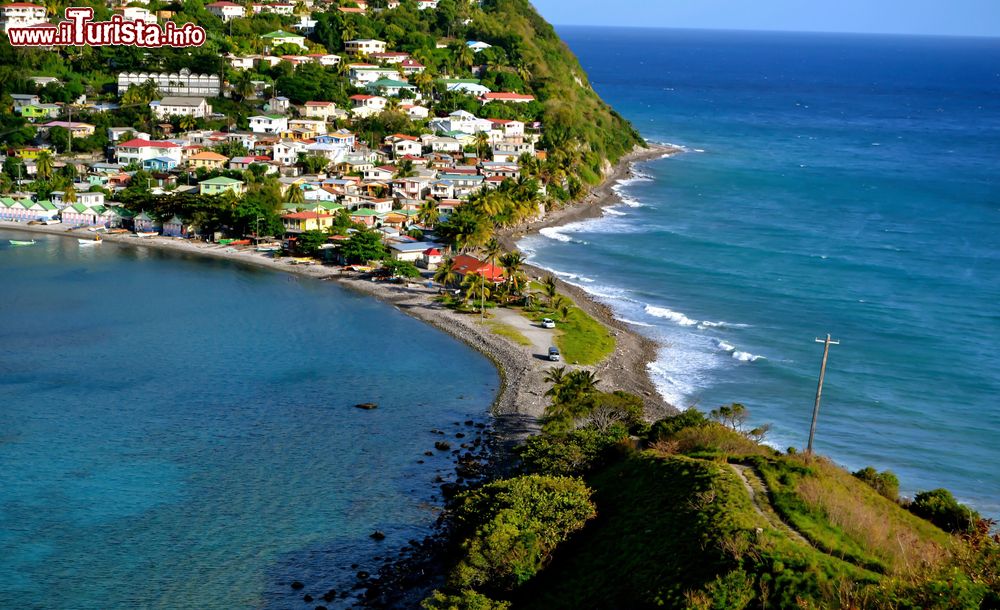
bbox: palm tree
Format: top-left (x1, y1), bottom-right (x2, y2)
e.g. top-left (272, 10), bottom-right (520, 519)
top-left (542, 275), bottom-right (558, 306)
top-left (395, 158), bottom-right (415, 178)
top-left (462, 272), bottom-right (490, 314)
top-left (412, 70), bottom-right (434, 95)
top-left (63, 183), bottom-right (76, 204)
top-left (543, 366), bottom-right (566, 388)
top-left (433, 256), bottom-right (457, 287)
top-left (341, 20), bottom-right (358, 46)
top-left (35, 150), bottom-right (54, 180)
top-left (559, 302), bottom-right (572, 322)
top-left (179, 115), bottom-right (197, 131)
top-left (417, 199), bottom-right (439, 228)
top-left (455, 44), bottom-right (474, 72)
top-left (499, 251), bottom-right (526, 298)
top-left (473, 130), bottom-right (490, 160)
top-left (232, 71), bottom-right (255, 102)
top-left (286, 185), bottom-right (305, 205)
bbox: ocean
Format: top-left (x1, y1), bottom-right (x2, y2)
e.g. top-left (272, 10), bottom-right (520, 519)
top-left (0, 232), bottom-right (499, 608)
top-left (520, 28), bottom-right (1000, 514)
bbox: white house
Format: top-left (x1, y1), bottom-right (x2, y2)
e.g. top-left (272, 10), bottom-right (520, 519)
top-left (303, 101), bottom-right (341, 121)
top-left (272, 140), bottom-right (308, 165)
top-left (466, 40), bottom-right (492, 52)
top-left (206, 1), bottom-right (245, 20)
top-left (438, 79), bottom-right (491, 96)
top-left (261, 30), bottom-right (306, 50)
top-left (429, 110), bottom-right (493, 135)
top-left (114, 6), bottom-right (156, 23)
top-left (386, 134), bottom-right (422, 158)
top-left (401, 104), bottom-right (429, 120)
top-left (149, 97), bottom-right (212, 120)
top-left (348, 95), bottom-right (386, 118)
top-left (1, 3), bottom-right (47, 33)
top-left (115, 138), bottom-right (182, 165)
top-left (249, 114), bottom-right (289, 134)
top-left (345, 39), bottom-right (387, 56)
top-left (118, 69), bottom-right (221, 96)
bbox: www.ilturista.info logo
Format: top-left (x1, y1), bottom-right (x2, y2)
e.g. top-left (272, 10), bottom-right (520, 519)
top-left (7, 7), bottom-right (205, 47)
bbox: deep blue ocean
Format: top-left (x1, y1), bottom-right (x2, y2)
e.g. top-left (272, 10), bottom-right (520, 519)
top-left (521, 28), bottom-right (1000, 514)
top-left (0, 232), bottom-right (499, 608)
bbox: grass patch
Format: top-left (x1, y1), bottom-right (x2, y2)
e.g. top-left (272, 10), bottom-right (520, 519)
top-left (520, 305), bottom-right (615, 366)
top-left (486, 321), bottom-right (532, 346)
top-left (749, 454), bottom-right (953, 576)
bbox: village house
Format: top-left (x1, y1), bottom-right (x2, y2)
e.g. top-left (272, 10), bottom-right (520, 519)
top-left (229, 155), bottom-right (275, 172)
top-left (348, 95), bottom-right (387, 118)
top-left (161, 215), bottom-right (192, 237)
top-left (281, 211), bottom-right (332, 233)
top-left (302, 101), bottom-right (340, 120)
top-left (262, 30), bottom-right (306, 50)
top-left (150, 97), bottom-right (212, 120)
top-left (199, 176), bottom-right (245, 197)
top-left (39, 121), bottom-right (95, 138)
top-left (205, 1), bottom-right (244, 20)
top-left (419, 246), bottom-right (443, 269)
top-left (363, 165), bottom-right (395, 181)
top-left (0, 3), bottom-right (47, 32)
top-left (349, 208), bottom-right (382, 227)
top-left (249, 114), bottom-right (289, 134)
top-left (118, 70), bottom-right (221, 96)
top-left (400, 104), bottom-right (429, 119)
top-left (272, 140), bottom-right (309, 165)
top-left (429, 110), bottom-right (493, 135)
top-left (19, 103), bottom-right (59, 120)
top-left (480, 92), bottom-right (536, 104)
top-left (345, 39), bottom-right (387, 56)
top-left (365, 78), bottom-right (418, 98)
top-left (116, 138), bottom-right (182, 165)
top-left (10, 93), bottom-right (40, 110)
top-left (114, 6), bottom-right (156, 23)
top-left (187, 150), bottom-right (229, 171)
top-left (451, 254), bottom-right (504, 284)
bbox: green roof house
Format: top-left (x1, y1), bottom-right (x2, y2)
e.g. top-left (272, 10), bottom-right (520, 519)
top-left (199, 176), bottom-right (246, 197)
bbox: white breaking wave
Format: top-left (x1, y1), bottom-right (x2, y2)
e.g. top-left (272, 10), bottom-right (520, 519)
top-left (602, 206), bottom-right (627, 216)
top-left (616, 317), bottom-right (655, 328)
top-left (538, 227), bottom-right (572, 242)
top-left (698, 320), bottom-right (751, 330)
top-left (644, 305), bottom-right (699, 327)
top-left (717, 340), bottom-right (737, 352)
top-left (732, 350), bottom-right (766, 363)
top-left (553, 269), bottom-right (595, 283)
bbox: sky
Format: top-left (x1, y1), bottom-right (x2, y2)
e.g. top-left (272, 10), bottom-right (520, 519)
top-left (530, 0), bottom-right (1000, 38)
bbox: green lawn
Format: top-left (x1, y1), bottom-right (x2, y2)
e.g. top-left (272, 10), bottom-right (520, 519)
top-left (520, 303), bottom-right (616, 366)
top-left (486, 321), bottom-right (532, 346)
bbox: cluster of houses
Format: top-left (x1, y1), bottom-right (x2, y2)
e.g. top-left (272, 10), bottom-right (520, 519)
top-left (2, 0), bottom-right (546, 267)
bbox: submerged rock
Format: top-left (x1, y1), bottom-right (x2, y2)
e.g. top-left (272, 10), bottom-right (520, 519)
top-left (434, 441), bottom-right (451, 451)
top-left (290, 581), bottom-right (304, 590)
top-left (370, 530), bottom-right (386, 541)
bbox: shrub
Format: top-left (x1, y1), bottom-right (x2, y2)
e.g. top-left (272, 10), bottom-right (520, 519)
top-left (421, 589), bottom-right (510, 610)
top-left (648, 408), bottom-right (709, 441)
top-left (449, 475), bottom-right (596, 592)
top-left (853, 466), bottom-right (900, 502)
top-left (672, 422), bottom-right (769, 458)
top-left (909, 489), bottom-right (979, 534)
top-left (517, 426), bottom-right (629, 476)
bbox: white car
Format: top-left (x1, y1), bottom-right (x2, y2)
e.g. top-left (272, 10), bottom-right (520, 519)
top-left (541, 318), bottom-right (556, 329)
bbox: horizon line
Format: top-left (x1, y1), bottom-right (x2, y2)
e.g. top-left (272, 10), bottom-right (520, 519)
top-left (548, 23), bottom-right (1000, 40)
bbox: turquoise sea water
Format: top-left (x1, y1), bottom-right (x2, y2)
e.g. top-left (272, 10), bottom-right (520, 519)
top-left (0, 231), bottom-right (499, 608)
top-left (521, 28), bottom-right (1000, 514)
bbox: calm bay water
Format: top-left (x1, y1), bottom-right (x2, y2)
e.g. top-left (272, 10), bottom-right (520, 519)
top-left (521, 28), bottom-right (1000, 513)
top-left (0, 231), bottom-right (499, 608)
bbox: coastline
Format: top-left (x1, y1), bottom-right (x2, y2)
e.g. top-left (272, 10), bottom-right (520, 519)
top-left (1, 145), bottom-right (679, 426)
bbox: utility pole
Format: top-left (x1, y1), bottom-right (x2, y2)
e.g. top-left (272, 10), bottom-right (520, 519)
top-left (806, 334), bottom-right (840, 455)
top-left (67, 105), bottom-right (73, 154)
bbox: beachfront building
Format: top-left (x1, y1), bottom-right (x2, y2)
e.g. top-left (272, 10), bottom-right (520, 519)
top-left (161, 215), bottom-right (191, 237)
top-left (345, 39), bottom-right (387, 56)
top-left (118, 70), bottom-right (221, 96)
top-left (0, 3), bottom-right (46, 32)
top-left (199, 176), bottom-right (245, 197)
top-left (480, 92), bottom-right (535, 104)
top-left (149, 97), bottom-right (212, 120)
top-left (281, 211), bottom-right (333, 233)
top-left (451, 254), bottom-right (504, 284)
top-left (205, 0), bottom-right (244, 20)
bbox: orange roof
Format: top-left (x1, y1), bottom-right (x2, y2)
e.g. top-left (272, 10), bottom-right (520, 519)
top-left (282, 211), bottom-right (331, 220)
top-left (188, 151), bottom-right (228, 161)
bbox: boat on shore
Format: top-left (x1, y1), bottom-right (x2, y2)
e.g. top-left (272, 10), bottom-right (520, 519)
top-left (78, 237), bottom-right (102, 246)
top-left (9, 239), bottom-right (36, 246)
top-left (135, 231), bottom-right (158, 238)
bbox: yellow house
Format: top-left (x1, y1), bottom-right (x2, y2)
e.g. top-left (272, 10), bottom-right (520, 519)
top-left (188, 151), bottom-right (229, 170)
top-left (281, 211), bottom-right (333, 233)
top-left (15, 147), bottom-right (46, 159)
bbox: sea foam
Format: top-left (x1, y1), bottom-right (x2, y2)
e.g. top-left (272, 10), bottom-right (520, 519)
top-left (644, 304), bottom-right (699, 327)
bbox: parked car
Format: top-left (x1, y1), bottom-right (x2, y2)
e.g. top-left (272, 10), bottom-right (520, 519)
top-left (541, 317), bottom-right (556, 329)
top-left (548, 346), bottom-right (561, 362)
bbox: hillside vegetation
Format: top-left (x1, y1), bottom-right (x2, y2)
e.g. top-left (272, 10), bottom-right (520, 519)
top-left (425, 387), bottom-right (1000, 609)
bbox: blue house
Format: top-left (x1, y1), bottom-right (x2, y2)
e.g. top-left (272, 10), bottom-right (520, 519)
top-left (143, 156), bottom-right (178, 172)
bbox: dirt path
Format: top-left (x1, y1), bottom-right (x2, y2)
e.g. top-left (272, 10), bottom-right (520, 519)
top-left (729, 463), bottom-right (814, 547)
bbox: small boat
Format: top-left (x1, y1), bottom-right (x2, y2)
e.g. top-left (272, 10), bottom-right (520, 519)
top-left (78, 237), bottom-right (102, 246)
top-left (255, 244), bottom-right (280, 252)
top-left (8, 239), bottom-right (36, 246)
top-left (135, 231), bottom-right (158, 238)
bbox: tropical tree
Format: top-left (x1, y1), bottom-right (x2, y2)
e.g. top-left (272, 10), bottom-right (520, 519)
top-left (35, 150), bottom-right (54, 180)
top-left (433, 255), bottom-right (458, 286)
top-left (285, 185), bottom-right (305, 205)
top-left (232, 71), bottom-right (255, 102)
top-left (542, 274), bottom-right (558, 306)
top-left (473, 130), bottom-right (490, 160)
top-left (461, 271), bottom-right (490, 311)
top-left (417, 199), bottom-right (439, 228)
top-left (63, 183), bottom-right (76, 204)
top-left (395, 158), bottom-right (416, 178)
top-left (179, 114), bottom-right (197, 131)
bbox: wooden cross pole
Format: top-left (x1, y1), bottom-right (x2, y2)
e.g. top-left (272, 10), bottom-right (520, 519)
top-left (806, 333), bottom-right (840, 455)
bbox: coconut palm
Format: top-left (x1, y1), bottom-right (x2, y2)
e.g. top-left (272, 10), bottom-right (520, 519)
top-left (63, 183), bottom-right (76, 204)
top-left (232, 71), bottom-right (255, 102)
top-left (433, 256), bottom-right (457, 286)
top-left (341, 20), bottom-right (358, 45)
top-left (35, 150), bottom-right (54, 180)
top-left (473, 130), bottom-right (490, 160)
top-left (462, 272), bottom-right (490, 313)
top-left (543, 366), bottom-right (567, 388)
top-left (286, 185), bottom-right (305, 205)
top-left (542, 275), bottom-right (558, 306)
top-left (417, 199), bottom-right (439, 228)
top-left (455, 44), bottom-right (474, 71)
top-left (179, 114), bottom-right (197, 131)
